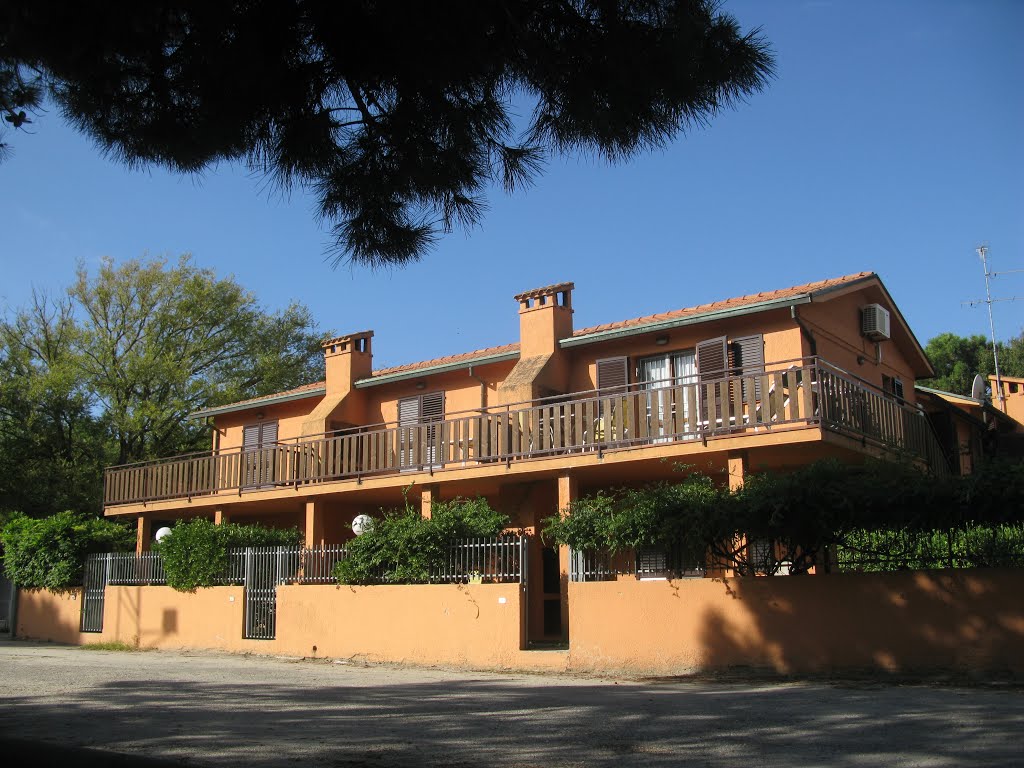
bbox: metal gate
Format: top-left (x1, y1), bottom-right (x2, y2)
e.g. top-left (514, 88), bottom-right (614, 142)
top-left (80, 553), bottom-right (110, 632)
top-left (243, 547), bottom-right (285, 640)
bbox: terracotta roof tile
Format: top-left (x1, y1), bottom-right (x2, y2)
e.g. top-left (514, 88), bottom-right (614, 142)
top-left (571, 272), bottom-right (875, 337)
top-left (513, 282), bottom-right (575, 302)
top-left (195, 380), bottom-right (326, 414)
top-left (369, 343), bottom-right (520, 378)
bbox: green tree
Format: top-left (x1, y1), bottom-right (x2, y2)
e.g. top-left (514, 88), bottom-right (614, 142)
top-left (1, 1), bottom-right (774, 266)
top-left (0, 293), bottom-right (106, 517)
top-left (920, 331), bottom-right (1024, 397)
top-left (1, 256), bottom-right (326, 514)
top-left (71, 255), bottom-right (326, 465)
top-left (920, 333), bottom-right (993, 396)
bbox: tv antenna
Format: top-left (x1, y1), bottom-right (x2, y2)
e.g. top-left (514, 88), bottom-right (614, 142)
top-left (962, 245), bottom-right (1023, 406)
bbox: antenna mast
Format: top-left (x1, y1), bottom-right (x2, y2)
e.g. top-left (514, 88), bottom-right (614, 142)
top-left (978, 246), bottom-right (1004, 405)
top-left (963, 246), bottom-right (1024, 408)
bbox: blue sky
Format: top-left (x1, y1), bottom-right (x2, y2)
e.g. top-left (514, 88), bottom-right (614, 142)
top-left (2, 0), bottom-right (1021, 372)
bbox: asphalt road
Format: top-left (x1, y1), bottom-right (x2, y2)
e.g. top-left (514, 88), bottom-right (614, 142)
top-left (1, 641), bottom-right (1021, 767)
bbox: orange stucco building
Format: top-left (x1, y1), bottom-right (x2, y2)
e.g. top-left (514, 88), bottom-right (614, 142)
top-left (100, 271), bottom-right (953, 644)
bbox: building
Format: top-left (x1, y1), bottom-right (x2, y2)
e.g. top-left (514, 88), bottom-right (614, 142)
top-left (102, 271), bottom-right (946, 644)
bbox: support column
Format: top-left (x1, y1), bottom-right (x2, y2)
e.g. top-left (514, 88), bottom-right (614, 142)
top-left (136, 515), bottom-right (152, 556)
top-left (556, 472), bottom-right (578, 640)
top-left (421, 484), bottom-right (440, 520)
top-left (214, 508), bottom-right (230, 526)
top-left (305, 500), bottom-right (325, 549)
top-left (727, 450), bottom-right (748, 492)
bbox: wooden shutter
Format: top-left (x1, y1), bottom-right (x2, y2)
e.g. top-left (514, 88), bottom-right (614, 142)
top-left (243, 424), bottom-right (261, 450)
top-left (731, 334), bottom-right (764, 400)
top-left (260, 421), bottom-right (278, 445)
top-left (696, 337), bottom-right (728, 427)
top-left (695, 337), bottom-right (728, 380)
top-left (420, 391), bottom-right (444, 421)
top-left (398, 397), bottom-right (420, 425)
top-left (596, 357), bottom-right (628, 393)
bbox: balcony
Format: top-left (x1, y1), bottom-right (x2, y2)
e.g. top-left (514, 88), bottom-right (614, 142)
top-left (103, 359), bottom-right (950, 508)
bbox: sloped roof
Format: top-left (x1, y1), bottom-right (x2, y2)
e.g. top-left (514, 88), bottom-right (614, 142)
top-left (570, 272), bottom-right (874, 338)
top-left (193, 271), bottom-right (901, 417)
top-left (370, 343), bottom-right (520, 378)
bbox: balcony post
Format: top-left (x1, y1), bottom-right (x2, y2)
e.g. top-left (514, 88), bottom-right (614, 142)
top-left (304, 500), bottom-right (325, 548)
top-left (214, 508), bottom-right (230, 526)
top-left (556, 472), bottom-right (577, 640)
top-left (727, 450), bottom-right (748, 491)
top-left (135, 515), bottom-right (152, 556)
top-left (420, 484), bottom-right (439, 520)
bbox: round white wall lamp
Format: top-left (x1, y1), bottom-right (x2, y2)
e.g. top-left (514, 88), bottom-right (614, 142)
top-left (351, 515), bottom-right (373, 536)
top-left (154, 526), bottom-right (173, 542)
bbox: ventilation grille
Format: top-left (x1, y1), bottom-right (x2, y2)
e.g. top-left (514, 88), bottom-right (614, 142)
top-left (861, 304), bottom-right (891, 341)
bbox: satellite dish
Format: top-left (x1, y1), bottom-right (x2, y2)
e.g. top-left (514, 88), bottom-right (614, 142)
top-left (351, 515), bottom-right (373, 536)
top-left (154, 526), bottom-right (173, 542)
top-left (971, 374), bottom-right (986, 401)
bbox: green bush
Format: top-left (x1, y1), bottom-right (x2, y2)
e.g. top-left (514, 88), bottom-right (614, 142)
top-left (541, 458), bottom-right (1024, 575)
top-left (0, 511), bottom-right (135, 590)
top-left (334, 497), bottom-right (509, 585)
top-left (156, 519), bottom-right (301, 592)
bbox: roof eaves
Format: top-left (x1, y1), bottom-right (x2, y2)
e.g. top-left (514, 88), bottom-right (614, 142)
top-left (189, 386), bottom-right (327, 420)
top-left (355, 349), bottom-right (520, 388)
top-left (560, 294), bottom-right (813, 349)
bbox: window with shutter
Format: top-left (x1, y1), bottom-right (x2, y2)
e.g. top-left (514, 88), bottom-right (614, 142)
top-left (696, 337), bottom-right (728, 427)
top-left (242, 421), bottom-right (279, 489)
top-left (596, 357), bottom-right (628, 393)
top-left (398, 392), bottom-right (445, 469)
top-left (731, 334), bottom-right (765, 400)
top-left (882, 375), bottom-right (905, 404)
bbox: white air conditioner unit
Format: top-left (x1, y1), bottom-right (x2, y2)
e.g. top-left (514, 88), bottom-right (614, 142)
top-left (861, 304), bottom-right (891, 341)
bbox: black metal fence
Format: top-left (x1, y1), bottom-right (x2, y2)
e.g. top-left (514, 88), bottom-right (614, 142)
top-left (570, 547), bottom-right (706, 582)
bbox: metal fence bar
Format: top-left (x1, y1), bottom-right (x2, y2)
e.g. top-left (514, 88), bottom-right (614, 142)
top-left (430, 535), bottom-right (526, 584)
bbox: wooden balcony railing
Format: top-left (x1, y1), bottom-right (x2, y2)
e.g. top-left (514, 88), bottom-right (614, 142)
top-left (103, 359), bottom-right (951, 507)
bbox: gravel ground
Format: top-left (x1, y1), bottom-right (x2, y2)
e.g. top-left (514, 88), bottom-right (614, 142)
top-left (1, 640), bottom-right (1022, 767)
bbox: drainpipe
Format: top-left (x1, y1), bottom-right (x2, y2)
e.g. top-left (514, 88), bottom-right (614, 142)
top-left (469, 366), bottom-right (488, 410)
top-left (791, 305), bottom-right (817, 358)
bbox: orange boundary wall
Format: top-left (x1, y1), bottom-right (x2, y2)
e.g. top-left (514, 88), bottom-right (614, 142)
top-left (568, 569), bottom-right (1024, 675)
top-left (16, 570), bottom-right (1024, 675)
top-left (15, 583), bottom-right (565, 670)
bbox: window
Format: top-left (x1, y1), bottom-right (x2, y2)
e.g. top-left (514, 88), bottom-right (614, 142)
top-left (882, 375), bottom-right (905, 404)
top-left (398, 391), bottom-right (445, 469)
top-left (242, 421), bottom-right (279, 489)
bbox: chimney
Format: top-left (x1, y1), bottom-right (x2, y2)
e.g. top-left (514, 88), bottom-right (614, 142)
top-left (498, 283), bottom-right (574, 404)
top-left (302, 331), bottom-right (373, 435)
top-left (514, 282), bottom-right (574, 358)
top-left (323, 331), bottom-right (373, 397)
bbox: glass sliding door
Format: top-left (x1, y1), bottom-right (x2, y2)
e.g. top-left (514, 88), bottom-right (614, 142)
top-left (639, 351), bottom-right (696, 442)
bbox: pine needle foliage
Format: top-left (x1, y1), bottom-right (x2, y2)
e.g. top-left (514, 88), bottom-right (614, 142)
top-left (1, 1), bottom-right (774, 266)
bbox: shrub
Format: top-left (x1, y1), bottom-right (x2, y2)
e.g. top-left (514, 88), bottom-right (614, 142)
top-left (0, 511), bottom-right (135, 590)
top-left (334, 496), bottom-right (509, 585)
top-left (157, 519), bottom-right (301, 592)
top-left (541, 458), bottom-right (1024, 575)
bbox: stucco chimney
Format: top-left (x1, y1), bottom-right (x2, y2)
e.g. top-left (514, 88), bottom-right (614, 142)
top-left (301, 331), bottom-right (373, 435)
top-left (499, 283), bottom-right (574, 404)
top-left (514, 282), bottom-right (574, 358)
top-left (323, 331), bottom-right (373, 397)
